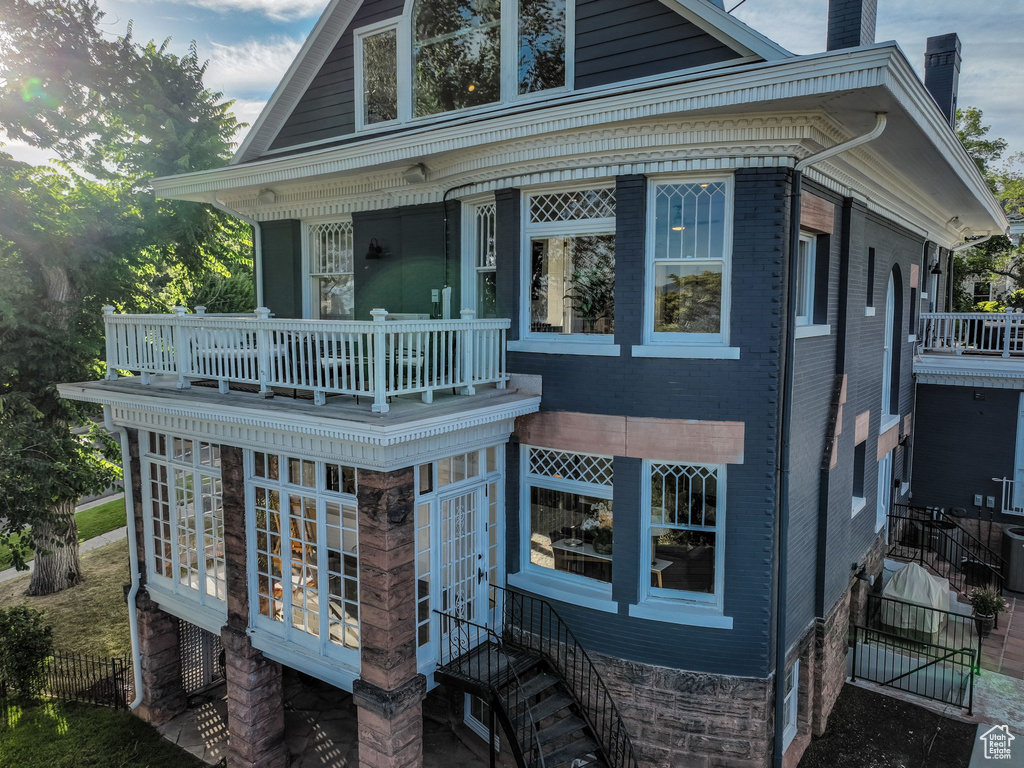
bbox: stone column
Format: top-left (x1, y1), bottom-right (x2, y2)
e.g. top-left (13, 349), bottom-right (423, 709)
top-left (135, 591), bottom-right (187, 725)
top-left (355, 466), bottom-right (426, 768)
top-left (220, 446), bottom-right (289, 768)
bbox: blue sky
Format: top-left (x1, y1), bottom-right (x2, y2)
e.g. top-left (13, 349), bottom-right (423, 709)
top-left (6, 0), bottom-right (1023, 170)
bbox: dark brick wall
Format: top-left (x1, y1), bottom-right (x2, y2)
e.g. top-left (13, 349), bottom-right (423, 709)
top-left (826, 0), bottom-right (877, 51)
top-left (913, 384), bottom-right (1019, 523)
top-left (504, 169), bottom-right (789, 677)
top-left (924, 34), bottom-right (961, 129)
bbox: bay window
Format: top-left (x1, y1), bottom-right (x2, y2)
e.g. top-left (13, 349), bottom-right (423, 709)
top-left (522, 187), bottom-right (617, 341)
top-left (248, 451), bottom-right (360, 661)
top-left (520, 447), bottom-right (615, 592)
top-left (644, 178), bottom-right (733, 350)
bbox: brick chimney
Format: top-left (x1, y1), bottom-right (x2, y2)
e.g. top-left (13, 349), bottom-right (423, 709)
top-left (924, 34), bottom-right (961, 129)
top-left (827, 0), bottom-right (877, 51)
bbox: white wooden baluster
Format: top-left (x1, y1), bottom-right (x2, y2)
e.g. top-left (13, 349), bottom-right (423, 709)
top-left (172, 306), bottom-right (191, 389)
top-left (255, 307), bottom-right (273, 397)
top-left (371, 309), bottom-right (389, 413)
top-left (1004, 308), bottom-right (1014, 358)
top-left (461, 309), bottom-right (476, 396)
top-left (102, 306), bottom-right (119, 381)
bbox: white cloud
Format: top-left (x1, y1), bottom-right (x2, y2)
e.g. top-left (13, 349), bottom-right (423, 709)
top-left (156, 0), bottom-right (323, 22)
top-left (204, 36), bottom-right (303, 97)
top-left (0, 137), bottom-right (63, 168)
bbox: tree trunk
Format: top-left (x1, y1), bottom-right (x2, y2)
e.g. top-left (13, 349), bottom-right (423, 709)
top-left (28, 498), bottom-right (83, 596)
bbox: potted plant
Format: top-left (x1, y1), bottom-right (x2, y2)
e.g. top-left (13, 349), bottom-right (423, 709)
top-left (969, 586), bottom-right (1008, 638)
top-left (581, 502), bottom-right (614, 555)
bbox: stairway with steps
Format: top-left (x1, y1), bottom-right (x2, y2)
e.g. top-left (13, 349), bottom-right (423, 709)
top-left (434, 587), bottom-right (637, 768)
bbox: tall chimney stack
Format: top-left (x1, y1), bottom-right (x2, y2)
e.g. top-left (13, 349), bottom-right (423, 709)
top-left (924, 34), bottom-right (962, 129)
top-left (827, 0), bottom-right (877, 51)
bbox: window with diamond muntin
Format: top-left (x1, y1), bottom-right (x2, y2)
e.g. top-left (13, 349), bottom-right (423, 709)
top-left (307, 220), bottom-right (354, 320)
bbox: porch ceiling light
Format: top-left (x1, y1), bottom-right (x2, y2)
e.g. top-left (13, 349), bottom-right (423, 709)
top-left (402, 163), bottom-right (428, 184)
top-left (256, 188), bottom-right (276, 205)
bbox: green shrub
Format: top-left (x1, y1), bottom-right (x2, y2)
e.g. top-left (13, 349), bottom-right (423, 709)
top-left (0, 606), bottom-right (54, 699)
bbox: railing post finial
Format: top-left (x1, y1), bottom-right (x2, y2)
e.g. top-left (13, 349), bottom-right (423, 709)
top-left (102, 305), bottom-right (115, 316)
top-left (173, 305), bottom-right (187, 317)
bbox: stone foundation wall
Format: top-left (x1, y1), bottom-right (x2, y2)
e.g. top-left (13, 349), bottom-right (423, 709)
top-left (591, 653), bottom-right (773, 768)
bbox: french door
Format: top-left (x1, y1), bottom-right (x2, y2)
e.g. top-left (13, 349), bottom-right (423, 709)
top-left (438, 484), bottom-right (490, 654)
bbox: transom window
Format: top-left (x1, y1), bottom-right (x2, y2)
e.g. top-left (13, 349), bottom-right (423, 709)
top-left (645, 462), bottom-right (724, 606)
top-left (523, 447), bottom-right (614, 587)
top-left (248, 451), bottom-right (360, 659)
top-left (647, 178), bottom-right (732, 344)
top-left (142, 433), bottom-right (225, 608)
top-left (307, 220), bottom-right (354, 320)
top-left (523, 187), bottom-right (617, 338)
top-left (356, 0), bottom-right (569, 129)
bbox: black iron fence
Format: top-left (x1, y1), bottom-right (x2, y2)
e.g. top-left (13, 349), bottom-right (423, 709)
top-left (889, 505), bottom-right (1005, 596)
top-left (1, 652), bottom-right (132, 710)
top-left (866, 593), bottom-right (979, 658)
top-left (850, 624), bottom-right (976, 713)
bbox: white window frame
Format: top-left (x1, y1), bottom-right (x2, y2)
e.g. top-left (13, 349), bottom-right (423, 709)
top-left (511, 183), bottom-right (619, 355)
top-left (302, 217), bottom-right (354, 320)
top-left (628, 461), bottom-right (732, 629)
top-left (796, 233), bottom-right (816, 326)
top-left (352, 0), bottom-right (575, 134)
top-left (876, 450), bottom-right (893, 534)
top-left (881, 271), bottom-right (897, 428)
top-left (509, 446), bottom-right (617, 612)
top-left (461, 195), bottom-right (498, 318)
top-left (245, 450), bottom-right (361, 675)
top-left (141, 432), bottom-right (227, 631)
top-left (354, 18), bottom-right (405, 131)
top-left (783, 659), bottom-right (799, 751)
top-left (634, 175), bottom-right (738, 359)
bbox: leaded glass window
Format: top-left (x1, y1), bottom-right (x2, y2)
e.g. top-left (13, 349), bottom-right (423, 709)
top-left (308, 221), bottom-right (354, 320)
top-left (650, 180), bottom-right (730, 339)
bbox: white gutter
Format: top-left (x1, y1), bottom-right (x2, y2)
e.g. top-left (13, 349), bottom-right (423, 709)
top-left (795, 112), bottom-right (888, 172)
top-left (210, 194), bottom-right (264, 309)
top-left (104, 407), bottom-right (144, 710)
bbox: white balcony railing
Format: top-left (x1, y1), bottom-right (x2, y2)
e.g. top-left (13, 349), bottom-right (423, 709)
top-left (102, 306), bottom-right (509, 413)
top-left (919, 311), bottom-right (1024, 357)
top-left (994, 477), bottom-right (1024, 517)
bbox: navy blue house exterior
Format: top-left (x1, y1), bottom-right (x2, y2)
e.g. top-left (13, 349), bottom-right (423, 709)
top-left (60, 1), bottom-right (1008, 767)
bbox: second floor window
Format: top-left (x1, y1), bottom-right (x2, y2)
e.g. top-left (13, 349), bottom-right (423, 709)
top-left (648, 178), bottom-right (732, 345)
top-left (524, 187), bottom-right (617, 338)
top-left (307, 221), bottom-right (354, 320)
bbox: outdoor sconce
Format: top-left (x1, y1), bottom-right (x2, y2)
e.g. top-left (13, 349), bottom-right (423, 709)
top-left (365, 238), bottom-right (385, 260)
top-left (402, 163), bottom-right (427, 184)
top-left (930, 261), bottom-right (943, 275)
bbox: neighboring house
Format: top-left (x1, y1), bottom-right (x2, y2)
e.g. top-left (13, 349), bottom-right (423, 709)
top-left (58, 1), bottom-right (1006, 768)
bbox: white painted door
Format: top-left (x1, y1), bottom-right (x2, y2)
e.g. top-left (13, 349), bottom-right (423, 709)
top-left (1013, 394), bottom-right (1024, 510)
top-left (438, 485), bottom-right (488, 654)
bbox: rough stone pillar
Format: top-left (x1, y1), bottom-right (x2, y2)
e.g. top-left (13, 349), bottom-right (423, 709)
top-left (135, 591), bottom-right (187, 725)
top-left (220, 445), bottom-right (289, 768)
top-left (355, 466), bottom-right (426, 768)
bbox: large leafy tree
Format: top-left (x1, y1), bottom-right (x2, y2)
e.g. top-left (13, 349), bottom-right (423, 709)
top-left (0, 0), bottom-right (252, 594)
top-left (952, 107), bottom-right (1024, 310)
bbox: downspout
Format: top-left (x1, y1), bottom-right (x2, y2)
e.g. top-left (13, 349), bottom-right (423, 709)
top-left (210, 194), bottom-right (264, 309)
top-left (773, 112), bottom-right (887, 768)
top-left (104, 407), bottom-right (144, 710)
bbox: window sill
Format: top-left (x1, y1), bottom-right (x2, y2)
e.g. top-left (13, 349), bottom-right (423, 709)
top-left (852, 496), bottom-right (866, 517)
top-left (865, 307), bottom-right (876, 317)
top-left (508, 339), bottom-right (620, 357)
top-left (879, 415), bottom-right (900, 435)
top-left (507, 571), bottom-right (618, 614)
top-left (631, 344), bottom-right (740, 360)
top-left (795, 324), bottom-right (831, 339)
top-left (628, 599), bottom-right (733, 629)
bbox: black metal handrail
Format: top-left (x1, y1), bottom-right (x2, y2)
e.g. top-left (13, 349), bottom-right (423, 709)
top-left (497, 586), bottom-right (639, 768)
top-left (895, 504), bottom-right (1007, 574)
top-left (866, 593), bottom-right (979, 658)
top-left (435, 610), bottom-right (546, 768)
top-left (888, 508), bottom-right (1004, 596)
top-left (851, 624), bottom-right (976, 713)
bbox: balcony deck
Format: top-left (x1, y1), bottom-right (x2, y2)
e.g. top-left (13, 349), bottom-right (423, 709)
top-left (916, 312), bottom-right (1024, 387)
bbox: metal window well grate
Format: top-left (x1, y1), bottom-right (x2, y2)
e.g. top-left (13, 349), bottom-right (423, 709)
top-left (179, 620), bottom-right (225, 695)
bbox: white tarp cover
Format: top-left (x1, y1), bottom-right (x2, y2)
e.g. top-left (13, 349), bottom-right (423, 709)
top-left (881, 562), bottom-right (950, 633)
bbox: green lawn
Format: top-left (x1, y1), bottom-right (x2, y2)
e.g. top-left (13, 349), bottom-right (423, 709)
top-left (0, 539), bottom-right (132, 658)
top-left (0, 700), bottom-right (207, 768)
top-left (0, 497), bottom-right (126, 571)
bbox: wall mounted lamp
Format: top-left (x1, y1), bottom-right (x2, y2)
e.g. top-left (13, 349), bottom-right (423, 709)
top-left (365, 238), bottom-right (385, 260)
top-left (930, 261), bottom-right (943, 276)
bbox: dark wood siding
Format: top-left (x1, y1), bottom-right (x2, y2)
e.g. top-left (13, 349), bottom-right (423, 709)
top-left (574, 0), bottom-right (741, 89)
top-left (270, 0), bottom-right (404, 151)
top-left (266, 0), bottom-right (745, 154)
top-left (260, 220), bottom-right (304, 319)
